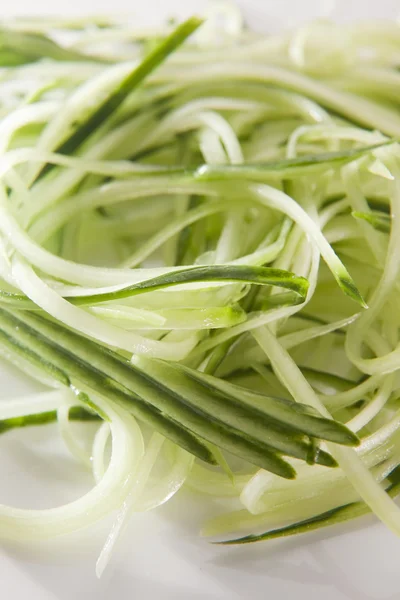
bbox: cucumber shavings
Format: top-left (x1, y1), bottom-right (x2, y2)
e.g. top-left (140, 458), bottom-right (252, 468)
top-left (0, 6), bottom-right (400, 576)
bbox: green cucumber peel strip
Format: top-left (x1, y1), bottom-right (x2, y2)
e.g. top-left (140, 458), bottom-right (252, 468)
top-left (215, 467), bottom-right (400, 545)
top-left (132, 356), bottom-right (338, 467)
top-left (0, 406), bottom-right (100, 434)
top-left (0, 265), bottom-right (309, 309)
top-left (44, 17), bottom-right (203, 162)
top-left (70, 265), bottom-right (309, 306)
top-left (172, 364), bottom-right (359, 447)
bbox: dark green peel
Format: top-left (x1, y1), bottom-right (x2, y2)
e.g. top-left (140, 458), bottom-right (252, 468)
top-left (172, 364), bottom-right (360, 447)
top-left (71, 265), bottom-right (309, 306)
top-left (0, 406), bottom-right (100, 435)
top-left (131, 356), bottom-right (337, 464)
top-left (0, 265), bottom-right (308, 310)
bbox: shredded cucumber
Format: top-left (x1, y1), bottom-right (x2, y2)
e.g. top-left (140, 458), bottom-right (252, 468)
top-left (0, 6), bottom-right (400, 575)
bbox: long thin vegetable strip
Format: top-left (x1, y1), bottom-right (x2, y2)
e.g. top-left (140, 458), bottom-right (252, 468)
top-left (195, 142), bottom-right (392, 181)
top-left (92, 423), bottom-right (111, 483)
top-left (0, 390), bottom-right (69, 419)
top-left (0, 28), bottom-right (102, 65)
top-left (69, 265), bottom-right (309, 306)
top-left (0, 405), bottom-right (99, 434)
top-left (138, 440), bottom-right (195, 511)
top-left (35, 17), bottom-right (203, 177)
top-left (131, 357), bottom-right (338, 466)
top-left (0, 396), bottom-right (144, 541)
top-left (216, 468), bottom-right (400, 545)
top-left (96, 431), bottom-right (166, 578)
top-left (57, 404), bottom-right (93, 469)
top-left (248, 184), bottom-right (366, 306)
top-left (11, 259), bottom-right (307, 308)
top-left (175, 364), bottom-right (358, 446)
top-left (0, 142), bottom-right (387, 184)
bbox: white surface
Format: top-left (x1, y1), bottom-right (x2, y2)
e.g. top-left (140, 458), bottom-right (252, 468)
top-left (1, 1), bottom-right (400, 599)
top-left (1, 0), bottom-right (400, 26)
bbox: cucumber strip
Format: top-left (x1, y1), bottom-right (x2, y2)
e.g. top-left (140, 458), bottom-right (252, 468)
top-left (48, 18), bottom-right (203, 159)
top-left (195, 142), bottom-right (392, 181)
top-left (70, 265), bottom-right (309, 306)
top-left (172, 362), bottom-right (359, 446)
top-left (0, 406), bottom-right (100, 434)
top-left (0, 308), bottom-right (217, 466)
top-left (0, 28), bottom-right (103, 65)
top-left (132, 356), bottom-right (338, 466)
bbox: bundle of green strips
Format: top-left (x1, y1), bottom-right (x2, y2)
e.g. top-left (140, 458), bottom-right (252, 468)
top-left (1, 6), bottom-right (400, 575)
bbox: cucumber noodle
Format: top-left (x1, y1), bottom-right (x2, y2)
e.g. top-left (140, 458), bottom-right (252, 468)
top-left (0, 4), bottom-right (400, 574)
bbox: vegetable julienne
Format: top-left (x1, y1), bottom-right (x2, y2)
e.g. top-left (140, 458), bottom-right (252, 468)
top-left (0, 6), bottom-right (400, 576)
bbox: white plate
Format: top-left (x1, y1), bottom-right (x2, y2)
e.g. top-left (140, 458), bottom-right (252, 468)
top-left (1, 1), bottom-right (400, 598)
